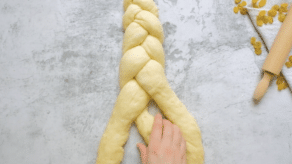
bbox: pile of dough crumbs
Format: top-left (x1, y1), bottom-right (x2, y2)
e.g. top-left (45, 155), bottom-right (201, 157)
top-left (234, 0), bottom-right (247, 15)
top-left (256, 10), bottom-right (273, 26)
top-left (234, 0), bottom-right (291, 90)
top-left (255, 4), bottom-right (288, 26)
top-left (252, 0), bottom-right (267, 8)
top-left (276, 73), bottom-right (289, 91)
top-left (250, 37), bottom-right (262, 55)
top-left (233, 0), bottom-right (267, 15)
top-left (285, 56), bottom-right (292, 68)
top-left (233, 1), bottom-right (289, 23)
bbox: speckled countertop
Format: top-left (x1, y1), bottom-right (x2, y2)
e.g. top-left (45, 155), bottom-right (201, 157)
top-left (1, 0), bottom-right (292, 164)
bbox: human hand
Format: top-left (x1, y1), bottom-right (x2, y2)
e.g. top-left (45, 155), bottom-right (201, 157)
top-left (137, 113), bottom-right (187, 164)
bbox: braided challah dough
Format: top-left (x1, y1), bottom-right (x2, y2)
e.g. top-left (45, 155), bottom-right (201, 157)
top-left (96, 0), bottom-right (204, 163)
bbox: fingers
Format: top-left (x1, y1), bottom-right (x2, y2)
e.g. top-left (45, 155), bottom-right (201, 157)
top-left (161, 119), bottom-right (173, 147)
top-left (137, 143), bottom-right (148, 164)
top-left (173, 124), bottom-right (186, 164)
top-left (148, 113), bottom-right (163, 154)
top-left (180, 137), bottom-right (187, 162)
top-left (149, 113), bottom-right (163, 143)
top-left (147, 115), bottom-right (187, 164)
top-left (180, 136), bottom-right (186, 151)
top-left (160, 119), bottom-right (175, 164)
top-left (172, 124), bottom-right (182, 149)
top-left (182, 152), bottom-right (187, 164)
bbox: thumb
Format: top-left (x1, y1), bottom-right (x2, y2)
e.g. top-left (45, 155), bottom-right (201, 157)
top-left (137, 143), bottom-right (147, 164)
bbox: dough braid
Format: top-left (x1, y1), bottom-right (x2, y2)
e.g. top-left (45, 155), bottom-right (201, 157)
top-left (96, 0), bottom-right (204, 163)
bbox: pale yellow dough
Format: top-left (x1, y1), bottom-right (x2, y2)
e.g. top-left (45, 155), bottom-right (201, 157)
top-left (96, 0), bottom-right (204, 163)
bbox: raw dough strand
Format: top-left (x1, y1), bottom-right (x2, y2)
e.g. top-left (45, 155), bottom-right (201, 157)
top-left (96, 80), bottom-right (150, 163)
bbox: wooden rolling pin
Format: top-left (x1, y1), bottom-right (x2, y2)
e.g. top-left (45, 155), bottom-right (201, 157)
top-left (253, 6), bottom-right (292, 101)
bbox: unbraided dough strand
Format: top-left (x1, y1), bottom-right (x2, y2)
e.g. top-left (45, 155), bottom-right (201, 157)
top-left (96, 0), bottom-right (204, 163)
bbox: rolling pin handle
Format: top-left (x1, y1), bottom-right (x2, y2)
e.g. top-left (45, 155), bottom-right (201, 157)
top-left (253, 71), bottom-right (274, 101)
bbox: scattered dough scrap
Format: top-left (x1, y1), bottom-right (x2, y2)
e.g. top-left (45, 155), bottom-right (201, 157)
top-left (250, 37), bottom-right (262, 55)
top-left (278, 13), bottom-right (286, 22)
top-left (272, 4), bottom-right (280, 11)
top-left (256, 10), bottom-right (271, 26)
top-left (276, 73), bottom-right (289, 91)
top-left (252, 0), bottom-right (266, 8)
top-left (251, 3), bottom-right (290, 27)
top-left (234, 6), bottom-right (239, 13)
top-left (268, 9), bottom-right (277, 17)
top-left (233, 1), bottom-right (247, 15)
top-left (259, 0), bottom-right (267, 8)
top-left (285, 56), bottom-right (292, 68)
top-left (250, 37), bottom-right (256, 45)
top-left (252, 0), bottom-right (259, 8)
top-left (279, 3), bottom-right (288, 13)
top-left (285, 61), bottom-right (292, 68)
top-left (235, 0), bottom-right (241, 4)
top-left (267, 16), bottom-right (273, 24)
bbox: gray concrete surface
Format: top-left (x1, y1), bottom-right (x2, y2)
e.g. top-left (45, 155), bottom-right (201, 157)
top-left (1, 0), bottom-right (292, 164)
